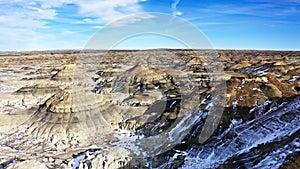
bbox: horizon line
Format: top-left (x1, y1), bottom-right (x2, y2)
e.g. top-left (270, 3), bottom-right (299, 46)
top-left (0, 48), bottom-right (300, 53)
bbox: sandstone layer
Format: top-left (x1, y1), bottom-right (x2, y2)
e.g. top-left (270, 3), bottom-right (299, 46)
top-left (0, 50), bottom-right (299, 169)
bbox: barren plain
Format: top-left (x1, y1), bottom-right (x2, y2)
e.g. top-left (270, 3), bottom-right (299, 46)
top-left (0, 50), bottom-right (299, 169)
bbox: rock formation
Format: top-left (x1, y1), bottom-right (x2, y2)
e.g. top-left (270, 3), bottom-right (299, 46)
top-left (0, 50), bottom-right (299, 169)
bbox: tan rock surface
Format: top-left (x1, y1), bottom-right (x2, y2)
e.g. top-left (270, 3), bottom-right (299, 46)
top-left (7, 160), bottom-right (47, 169)
top-left (0, 50), bottom-right (299, 168)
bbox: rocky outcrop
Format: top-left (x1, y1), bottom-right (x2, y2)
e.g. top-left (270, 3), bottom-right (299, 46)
top-left (0, 50), bottom-right (299, 169)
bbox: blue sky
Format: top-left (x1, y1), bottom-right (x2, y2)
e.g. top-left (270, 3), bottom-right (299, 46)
top-left (0, 0), bottom-right (299, 51)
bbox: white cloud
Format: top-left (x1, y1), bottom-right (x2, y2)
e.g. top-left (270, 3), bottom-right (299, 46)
top-left (108, 13), bottom-right (155, 27)
top-left (171, 0), bottom-right (183, 16)
top-left (0, 0), bottom-right (145, 51)
top-left (74, 0), bottom-right (142, 23)
top-left (75, 18), bottom-right (95, 24)
top-left (38, 0), bottom-right (73, 9)
top-left (0, 0), bottom-right (66, 50)
top-left (91, 25), bottom-right (105, 29)
top-left (175, 11), bottom-right (183, 16)
top-left (62, 30), bottom-right (76, 35)
top-left (26, 6), bottom-right (57, 20)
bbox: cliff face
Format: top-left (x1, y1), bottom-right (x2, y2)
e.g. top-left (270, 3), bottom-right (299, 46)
top-left (0, 50), bottom-right (299, 169)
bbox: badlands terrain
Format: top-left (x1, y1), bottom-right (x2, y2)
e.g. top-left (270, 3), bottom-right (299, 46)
top-left (0, 49), bottom-right (299, 169)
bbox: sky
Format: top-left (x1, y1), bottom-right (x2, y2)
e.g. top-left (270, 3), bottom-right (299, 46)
top-left (0, 0), bottom-right (299, 51)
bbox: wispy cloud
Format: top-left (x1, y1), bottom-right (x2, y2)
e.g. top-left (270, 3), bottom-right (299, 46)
top-left (91, 25), bottom-right (105, 29)
top-left (171, 0), bottom-right (183, 16)
top-left (108, 13), bottom-right (154, 27)
top-left (0, 0), bottom-right (145, 51)
top-left (75, 0), bottom-right (142, 23)
top-left (75, 18), bottom-right (96, 24)
top-left (183, 0), bottom-right (300, 27)
top-left (196, 1), bottom-right (300, 18)
top-left (61, 30), bottom-right (76, 35)
top-left (196, 22), bottom-right (235, 25)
